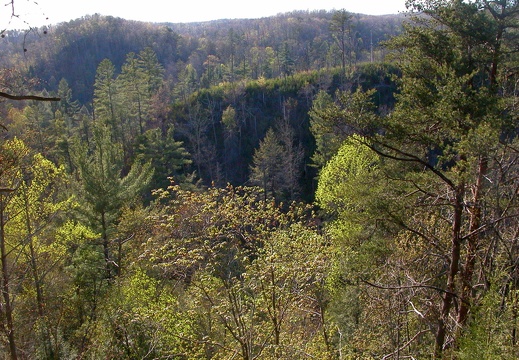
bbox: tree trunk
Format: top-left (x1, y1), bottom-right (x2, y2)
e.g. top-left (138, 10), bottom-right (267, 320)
top-left (23, 186), bottom-right (45, 318)
top-left (435, 184), bottom-right (464, 358)
top-left (0, 196), bottom-right (18, 360)
top-left (458, 157), bottom-right (487, 327)
top-left (101, 211), bottom-right (111, 279)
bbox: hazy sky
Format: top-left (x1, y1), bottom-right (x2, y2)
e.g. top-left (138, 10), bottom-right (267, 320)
top-left (2, 0), bottom-right (408, 29)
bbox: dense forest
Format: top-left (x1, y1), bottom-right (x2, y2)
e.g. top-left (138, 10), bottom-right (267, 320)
top-left (0, 0), bottom-right (519, 359)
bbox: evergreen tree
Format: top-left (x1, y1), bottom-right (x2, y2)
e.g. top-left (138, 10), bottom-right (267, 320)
top-left (118, 48), bottom-right (164, 136)
top-left (56, 78), bottom-right (80, 121)
top-left (309, 88), bottom-right (377, 170)
top-left (279, 42), bottom-right (295, 77)
top-left (249, 128), bottom-right (284, 200)
top-left (329, 9), bottom-right (353, 76)
top-left (93, 59), bottom-right (119, 129)
top-left (119, 52), bottom-right (147, 136)
top-left (175, 64), bottom-right (199, 104)
top-left (73, 124), bottom-right (152, 278)
top-left (137, 47), bottom-right (164, 94)
top-left (135, 126), bottom-right (191, 192)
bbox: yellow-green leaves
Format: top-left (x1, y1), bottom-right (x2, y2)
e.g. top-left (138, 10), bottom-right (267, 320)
top-left (139, 184), bottom-right (332, 358)
top-left (316, 134), bottom-right (380, 216)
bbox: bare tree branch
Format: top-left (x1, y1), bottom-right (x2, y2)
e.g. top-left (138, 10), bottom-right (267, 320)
top-left (0, 91), bottom-right (59, 102)
top-left (382, 329), bottom-right (430, 360)
top-left (360, 278), bottom-right (466, 303)
top-left (0, 188), bottom-right (16, 193)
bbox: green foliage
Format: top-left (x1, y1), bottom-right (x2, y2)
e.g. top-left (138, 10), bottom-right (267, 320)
top-left (316, 134), bottom-right (381, 222)
top-left (0, 6), bottom-right (409, 359)
top-left (21, 15), bottom-right (180, 104)
top-left (63, 240), bottom-right (106, 348)
top-left (249, 128), bottom-right (284, 200)
top-left (246, 222), bottom-right (332, 357)
top-left (175, 64), bottom-right (200, 103)
top-left (72, 123), bottom-right (152, 279)
top-left (313, 1), bottom-right (519, 357)
top-left (118, 48), bottom-right (165, 136)
top-left (92, 48), bottom-right (166, 162)
top-left (456, 287), bottom-right (519, 360)
top-left (93, 59), bottom-right (118, 127)
top-left (12, 3), bottom-right (519, 358)
top-left (310, 89), bottom-right (378, 170)
top-left (172, 61), bottom-right (398, 190)
top-left (143, 184), bottom-right (291, 280)
top-left (0, 138), bottom-right (78, 358)
top-left (73, 124), bottom-right (152, 227)
top-left (142, 184), bottom-right (332, 358)
top-left (316, 135), bottom-right (393, 309)
top-left (249, 120), bottom-right (305, 202)
top-left (2, 11), bottom-right (403, 192)
top-left (221, 104), bottom-right (237, 133)
top-left (329, 9), bottom-right (355, 74)
top-left (84, 268), bottom-right (196, 359)
top-left (4, 103), bottom-right (54, 157)
top-left (135, 126), bottom-right (191, 192)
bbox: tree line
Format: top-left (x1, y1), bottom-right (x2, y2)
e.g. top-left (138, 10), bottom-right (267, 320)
top-left (0, 11), bottom-right (404, 104)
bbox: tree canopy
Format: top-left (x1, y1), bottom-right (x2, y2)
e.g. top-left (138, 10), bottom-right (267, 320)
top-left (1, 2), bottom-right (519, 358)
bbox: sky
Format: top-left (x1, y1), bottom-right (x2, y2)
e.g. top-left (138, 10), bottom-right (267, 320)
top-left (1, 0), bottom-right (408, 30)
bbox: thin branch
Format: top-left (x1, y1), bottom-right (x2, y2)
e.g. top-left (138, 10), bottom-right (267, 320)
top-left (358, 138), bottom-right (456, 190)
top-left (382, 329), bottom-right (430, 360)
top-left (360, 279), bottom-right (465, 303)
top-left (460, 213), bottom-right (519, 241)
top-left (0, 91), bottom-right (60, 102)
top-left (0, 188), bottom-right (16, 193)
top-left (409, 300), bottom-right (425, 318)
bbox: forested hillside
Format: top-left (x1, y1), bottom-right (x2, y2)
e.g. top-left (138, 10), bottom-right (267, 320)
top-left (0, 10), bottom-right (403, 194)
top-left (1, 1), bottom-right (518, 359)
top-left (1, 11), bottom-right (404, 103)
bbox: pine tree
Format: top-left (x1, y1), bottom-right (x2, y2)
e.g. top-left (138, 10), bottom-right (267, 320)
top-left (137, 47), bottom-right (164, 95)
top-left (118, 48), bottom-right (164, 137)
top-left (119, 52), bottom-right (147, 136)
top-left (73, 124), bottom-right (152, 278)
top-left (249, 128), bottom-right (284, 200)
top-left (93, 59), bottom-right (119, 129)
top-left (135, 126), bottom-right (191, 192)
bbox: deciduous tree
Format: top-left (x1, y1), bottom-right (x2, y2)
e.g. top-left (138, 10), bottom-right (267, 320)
top-left (141, 184), bottom-right (331, 358)
top-left (0, 138), bottom-right (71, 359)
